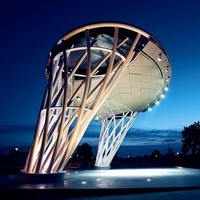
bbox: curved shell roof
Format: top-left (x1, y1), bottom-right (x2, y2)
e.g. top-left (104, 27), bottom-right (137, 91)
top-left (47, 22), bottom-right (171, 120)
top-left (97, 39), bottom-right (171, 119)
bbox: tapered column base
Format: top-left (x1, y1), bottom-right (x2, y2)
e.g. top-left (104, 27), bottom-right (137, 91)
top-left (18, 170), bottom-right (65, 184)
top-left (94, 165), bottom-right (111, 170)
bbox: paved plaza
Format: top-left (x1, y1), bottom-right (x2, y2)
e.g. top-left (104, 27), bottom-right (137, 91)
top-left (1, 167), bottom-right (200, 199)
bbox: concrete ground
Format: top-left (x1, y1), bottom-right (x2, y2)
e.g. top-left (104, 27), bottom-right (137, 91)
top-left (1, 167), bottom-right (200, 199)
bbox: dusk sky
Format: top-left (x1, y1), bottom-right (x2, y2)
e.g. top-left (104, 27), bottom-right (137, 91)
top-left (1, 0), bottom-right (200, 156)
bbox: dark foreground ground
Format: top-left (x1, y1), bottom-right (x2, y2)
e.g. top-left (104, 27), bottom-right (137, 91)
top-left (1, 167), bottom-right (200, 200)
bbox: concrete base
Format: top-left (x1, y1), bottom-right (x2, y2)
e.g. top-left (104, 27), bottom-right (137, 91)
top-left (18, 170), bottom-right (65, 184)
top-left (94, 165), bottom-right (111, 170)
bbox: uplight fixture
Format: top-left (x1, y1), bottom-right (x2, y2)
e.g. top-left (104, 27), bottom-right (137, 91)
top-left (94, 116), bottom-right (99, 120)
top-left (156, 101), bottom-right (159, 105)
top-left (76, 96), bottom-right (81, 101)
top-left (157, 53), bottom-right (162, 62)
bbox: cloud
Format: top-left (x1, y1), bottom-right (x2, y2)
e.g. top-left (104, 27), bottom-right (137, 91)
top-left (80, 128), bottom-right (183, 156)
top-left (124, 128), bottom-right (182, 146)
top-left (0, 124), bottom-right (35, 148)
top-left (81, 127), bottom-right (182, 147)
top-left (0, 124), bottom-right (35, 135)
top-left (0, 124), bottom-right (183, 151)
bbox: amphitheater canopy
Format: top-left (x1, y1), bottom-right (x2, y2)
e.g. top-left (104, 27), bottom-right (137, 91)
top-left (46, 22), bottom-right (171, 120)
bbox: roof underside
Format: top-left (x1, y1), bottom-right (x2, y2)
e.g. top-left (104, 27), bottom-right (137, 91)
top-left (48, 22), bottom-right (171, 120)
top-left (97, 41), bottom-right (169, 119)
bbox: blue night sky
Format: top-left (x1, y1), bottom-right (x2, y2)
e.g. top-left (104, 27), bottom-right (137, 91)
top-left (0, 0), bottom-right (200, 156)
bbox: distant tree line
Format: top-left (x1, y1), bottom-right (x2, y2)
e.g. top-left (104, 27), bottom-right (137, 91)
top-left (181, 121), bottom-right (200, 155)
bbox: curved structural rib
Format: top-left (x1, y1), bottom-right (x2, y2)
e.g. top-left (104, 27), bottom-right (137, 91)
top-left (22, 22), bottom-right (171, 175)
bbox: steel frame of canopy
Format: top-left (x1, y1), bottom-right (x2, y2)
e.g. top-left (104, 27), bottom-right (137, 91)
top-left (22, 23), bottom-right (145, 174)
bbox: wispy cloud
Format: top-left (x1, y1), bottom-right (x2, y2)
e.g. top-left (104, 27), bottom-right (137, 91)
top-left (0, 124), bottom-right (183, 156)
top-left (0, 124), bottom-right (35, 147)
top-left (120, 128), bottom-right (182, 146)
top-left (0, 124), bottom-right (35, 135)
top-left (0, 124), bottom-right (183, 150)
top-left (81, 127), bottom-right (182, 147)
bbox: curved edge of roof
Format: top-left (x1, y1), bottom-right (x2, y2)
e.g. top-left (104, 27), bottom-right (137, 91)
top-left (49, 21), bottom-right (171, 63)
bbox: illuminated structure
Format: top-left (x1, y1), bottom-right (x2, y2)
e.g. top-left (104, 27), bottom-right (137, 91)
top-left (94, 30), bottom-right (171, 169)
top-left (20, 22), bottom-right (171, 181)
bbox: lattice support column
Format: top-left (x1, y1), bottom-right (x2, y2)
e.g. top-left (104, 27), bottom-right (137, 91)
top-left (94, 111), bottom-right (138, 169)
top-left (22, 24), bottom-right (143, 175)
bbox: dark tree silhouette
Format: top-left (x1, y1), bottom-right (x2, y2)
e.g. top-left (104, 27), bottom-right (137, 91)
top-left (73, 143), bottom-right (93, 162)
top-left (181, 121), bottom-right (200, 155)
top-left (151, 149), bottom-right (162, 158)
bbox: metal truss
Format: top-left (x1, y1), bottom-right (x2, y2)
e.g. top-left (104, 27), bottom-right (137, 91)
top-left (95, 111), bottom-right (138, 168)
top-left (23, 24), bottom-right (144, 174)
